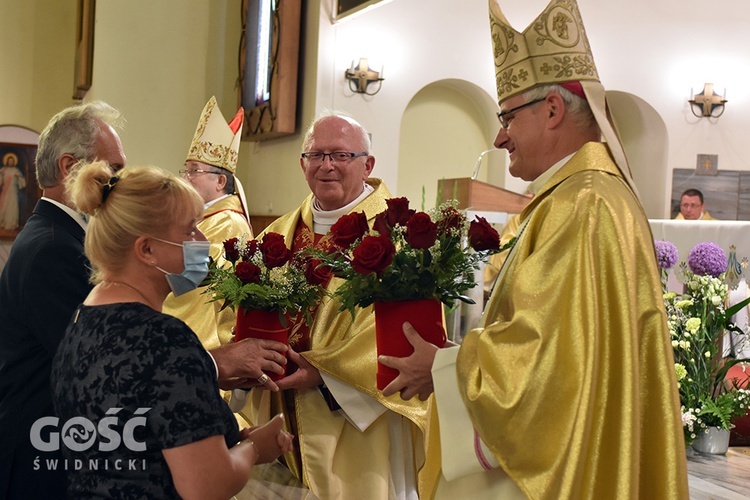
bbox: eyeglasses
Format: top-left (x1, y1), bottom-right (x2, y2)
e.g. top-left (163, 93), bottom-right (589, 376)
top-left (496, 98), bottom-right (546, 129)
top-left (300, 151), bottom-right (368, 165)
top-left (179, 168), bottom-right (221, 178)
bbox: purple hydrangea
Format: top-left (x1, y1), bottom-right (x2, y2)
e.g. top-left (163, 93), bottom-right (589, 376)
top-left (654, 240), bottom-right (679, 269)
top-left (688, 242), bottom-right (727, 277)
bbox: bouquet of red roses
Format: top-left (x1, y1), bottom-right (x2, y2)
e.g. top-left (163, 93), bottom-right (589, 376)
top-left (205, 232), bottom-right (327, 326)
top-left (312, 197), bottom-right (514, 313)
top-left (310, 197), bottom-right (514, 388)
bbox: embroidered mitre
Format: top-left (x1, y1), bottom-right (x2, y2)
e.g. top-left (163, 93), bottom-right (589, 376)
top-left (186, 96), bottom-right (244, 174)
top-left (488, 0), bottom-right (641, 198)
top-left (490, 0), bottom-right (599, 104)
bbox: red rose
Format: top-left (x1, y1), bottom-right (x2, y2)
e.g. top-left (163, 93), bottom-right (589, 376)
top-left (405, 212), bottom-right (438, 249)
top-left (437, 207), bottom-right (463, 234)
top-left (373, 211), bottom-right (391, 237)
top-left (304, 258), bottom-right (333, 286)
top-left (223, 238), bottom-right (240, 262)
top-left (259, 232), bottom-right (292, 268)
top-left (330, 212), bottom-right (369, 249)
top-left (235, 261), bottom-right (262, 284)
top-left (384, 197), bottom-right (412, 227)
top-left (352, 234), bottom-right (396, 275)
top-left (468, 217), bottom-right (500, 251)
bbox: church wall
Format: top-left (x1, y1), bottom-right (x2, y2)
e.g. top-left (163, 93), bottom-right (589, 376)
top-left (297, 0), bottom-right (750, 219)
top-left (1, 0), bottom-right (750, 223)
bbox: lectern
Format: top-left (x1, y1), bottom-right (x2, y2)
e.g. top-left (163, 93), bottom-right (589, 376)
top-left (438, 178), bottom-right (531, 343)
top-left (438, 177), bottom-right (531, 213)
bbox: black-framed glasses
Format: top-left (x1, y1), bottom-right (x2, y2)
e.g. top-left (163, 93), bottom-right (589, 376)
top-left (496, 98), bottom-right (546, 129)
top-left (300, 151), bottom-right (368, 164)
top-left (179, 168), bottom-right (222, 177)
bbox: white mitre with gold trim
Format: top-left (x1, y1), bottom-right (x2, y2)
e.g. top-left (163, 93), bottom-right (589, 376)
top-left (186, 96), bottom-right (244, 174)
top-left (489, 0), bottom-right (598, 104)
top-left (489, 0), bottom-right (639, 197)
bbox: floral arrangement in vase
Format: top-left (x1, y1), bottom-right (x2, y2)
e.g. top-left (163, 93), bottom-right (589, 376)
top-left (655, 240), bottom-right (750, 446)
top-left (206, 233), bottom-right (327, 319)
top-left (309, 197), bottom-right (515, 389)
top-left (205, 233), bottom-right (328, 361)
top-left (312, 197), bottom-right (514, 313)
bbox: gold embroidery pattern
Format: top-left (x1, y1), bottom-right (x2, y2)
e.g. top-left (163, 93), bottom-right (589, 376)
top-left (490, 0), bottom-right (599, 103)
top-left (187, 142), bottom-right (237, 172)
top-left (190, 99), bottom-right (214, 147)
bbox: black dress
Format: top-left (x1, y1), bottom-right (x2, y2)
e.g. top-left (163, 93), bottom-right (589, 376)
top-left (51, 302), bottom-right (240, 499)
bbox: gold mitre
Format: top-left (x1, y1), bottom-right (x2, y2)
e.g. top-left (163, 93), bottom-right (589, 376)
top-left (186, 96), bottom-right (244, 174)
top-left (488, 0), bottom-right (640, 198)
top-left (489, 0), bottom-right (599, 105)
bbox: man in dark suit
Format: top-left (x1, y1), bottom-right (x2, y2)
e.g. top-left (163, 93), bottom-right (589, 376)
top-left (0, 98), bottom-right (288, 499)
top-left (0, 101), bottom-right (127, 499)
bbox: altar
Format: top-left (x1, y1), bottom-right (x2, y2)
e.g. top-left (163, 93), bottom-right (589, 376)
top-left (649, 219), bottom-right (750, 357)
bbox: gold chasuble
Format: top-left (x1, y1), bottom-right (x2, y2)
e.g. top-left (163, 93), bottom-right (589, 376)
top-left (457, 143), bottom-right (688, 499)
top-left (243, 179), bottom-right (440, 499)
top-left (163, 194), bottom-right (252, 350)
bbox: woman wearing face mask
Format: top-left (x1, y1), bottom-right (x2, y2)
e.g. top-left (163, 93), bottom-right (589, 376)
top-left (51, 161), bottom-right (293, 499)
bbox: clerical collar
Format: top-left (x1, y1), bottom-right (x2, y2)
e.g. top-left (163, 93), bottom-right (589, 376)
top-left (527, 152), bottom-right (575, 195)
top-left (204, 193), bottom-right (231, 210)
top-left (312, 183), bottom-right (375, 234)
top-left (42, 197), bottom-right (88, 231)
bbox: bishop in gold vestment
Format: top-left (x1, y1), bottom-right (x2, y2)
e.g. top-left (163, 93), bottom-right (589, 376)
top-left (456, 143), bottom-right (688, 498)
top-left (381, 1), bottom-right (689, 498)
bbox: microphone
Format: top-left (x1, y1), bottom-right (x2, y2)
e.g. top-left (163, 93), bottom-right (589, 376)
top-left (471, 148), bottom-right (502, 180)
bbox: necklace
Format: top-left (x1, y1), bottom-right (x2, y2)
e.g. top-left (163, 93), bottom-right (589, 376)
top-left (104, 281), bottom-right (152, 306)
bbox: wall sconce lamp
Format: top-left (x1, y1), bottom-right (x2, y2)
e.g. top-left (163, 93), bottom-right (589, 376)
top-left (344, 58), bottom-right (384, 96)
top-left (689, 83), bottom-right (727, 118)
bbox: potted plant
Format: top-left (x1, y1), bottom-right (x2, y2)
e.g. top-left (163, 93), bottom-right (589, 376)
top-left (204, 232), bottom-right (328, 381)
top-left (311, 197), bottom-right (515, 389)
top-left (656, 240), bottom-right (750, 452)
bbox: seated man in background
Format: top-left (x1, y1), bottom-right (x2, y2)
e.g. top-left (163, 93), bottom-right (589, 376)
top-left (675, 188), bottom-right (715, 220)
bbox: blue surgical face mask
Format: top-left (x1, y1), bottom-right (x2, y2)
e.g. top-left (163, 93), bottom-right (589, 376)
top-left (153, 238), bottom-right (211, 296)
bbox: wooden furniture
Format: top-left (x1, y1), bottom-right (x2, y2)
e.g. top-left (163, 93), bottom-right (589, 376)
top-left (438, 178), bottom-right (531, 213)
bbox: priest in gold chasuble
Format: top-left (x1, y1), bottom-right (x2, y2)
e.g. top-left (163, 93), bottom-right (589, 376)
top-left (241, 113), bottom-right (440, 500)
top-left (379, 1), bottom-right (689, 499)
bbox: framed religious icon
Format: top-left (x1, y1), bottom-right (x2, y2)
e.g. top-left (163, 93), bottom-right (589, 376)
top-left (0, 126), bottom-right (41, 240)
top-left (240, 0), bottom-right (301, 141)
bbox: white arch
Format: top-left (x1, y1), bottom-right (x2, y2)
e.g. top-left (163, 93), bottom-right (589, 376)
top-left (607, 91), bottom-right (670, 219)
top-left (397, 79), bottom-right (514, 209)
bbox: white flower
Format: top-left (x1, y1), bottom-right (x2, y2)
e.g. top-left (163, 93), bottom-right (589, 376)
top-left (685, 317), bottom-right (701, 332)
top-left (711, 295), bottom-right (723, 306)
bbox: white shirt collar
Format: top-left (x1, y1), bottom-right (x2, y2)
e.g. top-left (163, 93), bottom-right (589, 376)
top-left (41, 197), bottom-right (88, 231)
top-left (311, 182), bottom-right (374, 235)
top-left (527, 152), bottom-right (575, 195)
top-left (204, 193), bottom-right (232, 210)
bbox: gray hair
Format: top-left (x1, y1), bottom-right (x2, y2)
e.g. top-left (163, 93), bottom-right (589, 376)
top-left (35, 101), bottom-right (125, 188)
top-left (301, 110), bottom-right (372, 155)
top-left (522, 84), bottom-right (597, 132)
